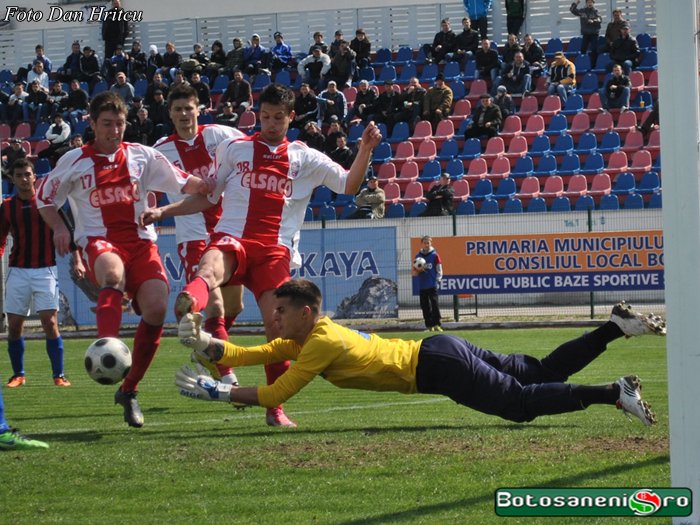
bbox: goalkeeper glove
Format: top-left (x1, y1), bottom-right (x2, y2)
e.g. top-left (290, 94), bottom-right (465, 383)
top-left (175, 365), bottom-right (232, 402)
top-left (178, 312), bottom-right (212, 356)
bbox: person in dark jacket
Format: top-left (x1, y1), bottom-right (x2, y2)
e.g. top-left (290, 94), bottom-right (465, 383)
top-left (505, 0), bottom-right (526, 36)
top-left (422, 18), bottom-right (457, 64)
top-left (464, 93), bottom-right (502, 139)
top-left (610, 23), bottom-right (641, 74)
top-left (522, 33), bottom-right (546, 78)
top-left (350, 29), bottom-right (371, 70)
top-left (454, 17), bottom-right (480, 63)
top-left (102, 0), bottom-right (129, 66)
top-left (424, 174), bottom-right (455, 216)
top-left (79, 46), bottom-right (102, 90)
top-left (570, 0), bottom-right (602, 68)
top-left (475, 38), bottom-right (501, 85)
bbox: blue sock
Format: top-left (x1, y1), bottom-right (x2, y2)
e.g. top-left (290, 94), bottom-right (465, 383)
top-left (0, 386), bottom-right (8, 433)
top-left (46, 337), bottom-right (65, 378)
top-left (7, 338), bottom-right (25, 377)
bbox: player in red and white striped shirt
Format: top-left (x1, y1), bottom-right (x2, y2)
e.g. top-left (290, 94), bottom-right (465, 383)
top-left (38, 92), bottom-right (212, 428)
top-left (154, 84), bottom-right (245, 386)
top-left (142, 83), bottom-right (383, 427)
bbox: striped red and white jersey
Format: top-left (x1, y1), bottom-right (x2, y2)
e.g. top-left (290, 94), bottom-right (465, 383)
top-left (154, 124), bottom-right (244, 245)
top-left (212, 133), bottom-right (348, 267)
top-left (0, 194), bottom-right (55, 268)
top-left (36, 142), bottom-right (190, 248)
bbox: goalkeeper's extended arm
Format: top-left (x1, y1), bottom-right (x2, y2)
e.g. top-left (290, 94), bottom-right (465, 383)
top-left (175, 366), bottom-right (261, 406)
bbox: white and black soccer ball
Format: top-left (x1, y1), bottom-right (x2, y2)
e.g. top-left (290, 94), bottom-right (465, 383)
top-left (84, 337), bottom-right (132, 385)
top-left (413, 256), bottom-right (427, 270)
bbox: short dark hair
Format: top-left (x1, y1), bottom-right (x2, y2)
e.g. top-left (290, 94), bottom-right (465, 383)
top-left (259, 83), bottom-right (295, 113)
top-left (274, 279), bottom-right (322, 313)
top-left (10, 158), bottom-right (34, 176)
top-left (167, 84), bottom-right (199, 109)
top-left (89, 91), bottom-right (127, 121)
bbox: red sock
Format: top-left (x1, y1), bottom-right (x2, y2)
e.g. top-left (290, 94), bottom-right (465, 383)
top-left (203, 316), bottom-right (235, 378)
top-left (96, 288), bottom-right (124, 337)
top-left (224, 315), bottom-right (237, 331)
top-left (121, 320), bottom-right (163, 393)
top-left (183, 277), bottom-right (210, 313)
top-left (265, 361), bottom-right (289, 385)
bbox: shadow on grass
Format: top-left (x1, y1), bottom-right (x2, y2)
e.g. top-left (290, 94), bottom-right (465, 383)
top-left (333, 455), bottom-right (670, 525)
top-left (29, 430), bottom-right (103, 443)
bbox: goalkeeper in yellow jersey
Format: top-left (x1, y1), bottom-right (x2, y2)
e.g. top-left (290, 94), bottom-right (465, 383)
top-left (176, 278), bottom-right (666, 427)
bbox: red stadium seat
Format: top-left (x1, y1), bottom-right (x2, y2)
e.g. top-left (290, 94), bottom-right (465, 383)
top-left (515, 176), bottom-right (541, 206)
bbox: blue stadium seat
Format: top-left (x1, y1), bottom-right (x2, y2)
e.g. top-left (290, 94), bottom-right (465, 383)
top-left (446, 158), bottom-right (465, 180)
top-left (461, 60), bottom-right (477, 82)
top-left (566, 36), bottom-right (583, 58)
top-left (557, 153), bottom-right (581, 177)
top-left (648, 191), bottom-right (662, 209)
top-left (599, 193), bottom-right (620, 210)
top-left (636, 171), bottom-right (660, 196)
top-left (597, 131), bottom-right (621, 156)
top-left (457, 138), bottom-right (482, 161)
top-left (574, 132), bottom-right (597, 157)
top-left (545, 114), bottom-right (568, 137)
top-left (374, 65), bottom-right (397, 85)
top-left (316, 205), bottom-right (337, 221)
top-left (418, 160), bottom-right (442, 184)
top-left (347, 123), bottom-right (365, 145)
top-left (575, 194), bottom-right (595, 211)
top-left (391, 46), bottom-right (414, 66)
top-left (612, 172), bottom-right (636, 197)
top-left (251, 72), bottom-right (271, 92)
top-left (637, 50), bottom-right (658, 72)
top-left (443, 62), bottom-right (461, 81)
top-left (34, 158), bottom-right (51, 177)
top-left (560, 94), bottom-right (584, 118)
top-left (309, 186), bottom-right (334, 208)
top-left (471, 179), bottom-right (493, 202)
top-left (544, 37), bottom-right (563, 58)
top-left (409, 201), bottom-right (428, 217)
top-left (528, 135), bottom-right (551, 158)
top-left (591, 53), bottom-right (612, 75)
top-left (286, 127), bottom-right (300, 141)
top-left (527, 196), bottom-right (547, 213)
top-left (338, 203), bottom-right (358, 220)
top-left (210, 75), bottom-right (229, 94)
top-left (371, 142), bottom-right (392, 164)
top-left (396, 63), bottom-right (418, 85)
top-left (479, 198), bottom-right (500, 214)
top-left (533, 154), bottom-right (558, 177)
top-left (450, 80), bottom-right (466, 101)
top-left (551, 196), bottom-right (572, 212)
top-left (436, 138), bottom-right (459, 163)
top-left (573, 54), bottom-right (591, 75)
top-left (274, 69), bottom-right (292, 86)
top-left (576, 73), bottom-right (600, 98)
top-left (371, 48), bottom-right (392, 66)
top-left (419, 63), bottom-right (439, 84)
top-left (456, 199), bottom-right (476, 215)
top-left (503, 197), bottom-right (523, 213)
top-left (386, 121), bottom-right (410, 144)
top-left (134, 78), bottom-right (148, 98)
top-left (580, 152), bottom-right (605, 176)
top-left (493, 177), bottom-right (517, 201)
top-left (511, 155), bottom-right (534, 179)
top-left (551, 133), bottom-right (574, 157)
top-left (624, 192), bottom-right (644, 209)
top-left (28, 122), bottom-right (50, 142)
top-left (385, 202), bottom-right (406, 218)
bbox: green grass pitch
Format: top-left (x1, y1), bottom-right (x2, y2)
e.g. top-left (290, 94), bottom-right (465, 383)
top-left (0, 328), bottom-right (669, 525)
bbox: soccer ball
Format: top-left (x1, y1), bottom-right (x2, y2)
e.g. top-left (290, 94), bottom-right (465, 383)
top-left (84, 338), bottom-right (132, 385)
top-left (413, 256), bottom-right (427, 270)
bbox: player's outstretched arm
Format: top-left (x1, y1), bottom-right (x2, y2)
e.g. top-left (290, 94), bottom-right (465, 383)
top-left (139, 194), bottom-right (213, 227)
top-left (344, 120), bottom-right (383, 195)
top-left (175, 365), bottom-right (261, 406)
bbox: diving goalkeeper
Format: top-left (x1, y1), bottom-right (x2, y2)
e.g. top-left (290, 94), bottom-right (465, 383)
top-left (176, 278), bottom-right (666, 427)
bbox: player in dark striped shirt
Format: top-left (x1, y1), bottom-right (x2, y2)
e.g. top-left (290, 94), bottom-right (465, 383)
top-left (0, 159), bottom-right (80, 388)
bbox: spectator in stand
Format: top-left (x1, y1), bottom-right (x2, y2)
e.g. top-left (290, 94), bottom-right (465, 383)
top-left (126, 107), bottom-right (153, 145)
top-left (329, 133), bottom-right (355, 169)
top-left (298, 46), bottom-right (331, 91)
top-left (422, 73), bottom-right (453, 131)
top-left (16, 44), bottom-right (52, 83)
top-left (7, 83), bottom-right (28, 126)
top-left (27, 61), bottom-right (50, 93)
top-left (127, 96), bottom-right (145, 123)
top-left (522, 33), bottom-right (546, 78)
top-left (58, 41), bottom-right (82, 84)
top-left (37, 114), bottom-right (71, 163)
top-left (106, 45), bottom-right (129, 83)
top-left (309, 32), bottom-right (329, 55)
top-left (185, 43), bottom-right (209, 76)
top-left (464, 0), bottom-right (493, 40)
top-left (317, 81), bottom-right (347, 125)
top-left (327, 40), bottom-right (357, 89)
top-left (242, 34), bottom-right (269, 76)
top-left (46, 81), bottom-right (67, 119)
top-left (206, 40), bottom-right (227, 78)
top-left (324, 118), bottom-right (345, 154)
top-left (170, 70), bottom-right (190, 90)
top-left (329, 30), bottom-right (345, 59)
top-left (349, 174), bottom-right (385, 219)
top-left (570, 0), bottom-right (602, 69)
top-left (605, 9), bottom-right (627, 52)
top-left (128, 40), bottom-right (147, 82)
top-left (600, 63), bottom-right (631, 111)
top-left (190, 72), bottom-right (211, 111)
top-left (51, 134), bottom-right (83, 163)
top-left (638, 100), bottom-right (659, 138)
top-left (1, 140), bottom-right (26, 185)
top-left (500, 34), bottom-right (522, 73)
top-left (102, 0), bottom-right (129, 65)
top-left (350, 29), bottom-right (372, 70)
top-left (145, 72), bottom-right (169, 106)
top-left (422, 18), bottom-right (457, 64)
top-left (505, 0), bottom-right (527, 36)
top-left (300, 120), bottom-right (326, 152)
top-left (547, 51), bottom-right (576, 103)
top-left (270, 32), bottom-right (293, 72)
top-left (79, 46), bottom-right (102, 90)
top-left (493, 85), bottom-right (514, 123)
top-left (349, 80), bottom-right (376, 124)
top-left (214, 102), bottom-right (239, 128)
top-left (424, 173), bottom-right (455, 216)
top-left (395, 77), bottom-right (426, 131)
top-left (475, 38), bottom-right (501, 86)
top-left (61, 78), bottom-right (89, 130)
top-left (219, 70), bottom-right (252, 116)
top-left (110, 72), bottom-right (135, 108)
top-left (23, 81), bottom-right (48, 123)
top-left (495, 51), bottom-right (531, 95)
top-left (454, 17), bottom-right (480, 64)
top-left (464, 93), bottom-right (502, 139)
top-left (146, 45), bottom-right (164, 81)
top-left (148, 89), bottom-right (171, 141)
top-left (160, 42), bottom-right (183, 80)
top-left (610, 22), bottom-right (641, 75)
top-left (292, 83), bottom-right (319, 129)
top-left (221, 38), bottom-right (243, 77)
top-left (368, 79), bottom-right (402, 133)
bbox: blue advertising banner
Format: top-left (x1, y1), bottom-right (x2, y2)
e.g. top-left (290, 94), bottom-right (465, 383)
top-left (57, 227), bottom-right (398, 327)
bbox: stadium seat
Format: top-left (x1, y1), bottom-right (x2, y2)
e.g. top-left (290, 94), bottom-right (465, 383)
top-left (630, 91), bottom-right (653, 112)
top-left (591, 112), bottom-right (614, 140)
top-left (409, 120), bottom-right (433, 146)
top-left (573, 54), bottom-right (591, 75)
top-left (461, 59), bottom-right (478, 82)
top-left (251, 72), bottom-right (271, 92)
top-left (551, 133), bottom-right (574, 157)
top-left (591, 53), bottom-right (612, 75)
top-left (458, 138), bottom-right (482, 161)
top-left (409, 201), bottom-right (428, 217)
top-left (286, 127), bottom-right (300, 141)
top-left (646, 70), bottom-right (659, 99)
top-left (393, 141), bottom-right (416, 170)
top-left (448, 99), bottom-right (471, 125)
top-left (466, 79), bottom-right (489, 104)
top-left (611, 171), bottom-right (636, 199)
top-left (456, 199), bottom-right (476, 215)
top-left (521, 114), bottom-right (545, 145)
top-left (621, 129), bottom-right (644, 155)
top-left (599, 194), bottom-right (620, 210)
top-left (464, 157), bottom-right (489, 185)
top-left (452, 179), bottom-right (470, 201)
top-left (395, 160), bottom-right (419, 189)
top-left (539, 175), bottom-right (564, 204)
top-left (436, 138), bottom-right (460, 163)
top-left (648, 191), bottom-right (662, 209)
top-left (551, 196), bottom-right (572, 212)
top-left (636, 33), bottom-right (653, 51)
top-left (628, 149), bottom-right (653, 178)
top-left (504, 135), bottom-right (528, 161)
top-left (588, 173), bottom-right (612, 200)
top-left (515, 176), bottom-right (540, 206)
top-left (528, 135), bottom-right (551, 158)
top-left (545, 114), bottom-right (568, 137)
top-left (628, 71), bottom-right (645, 98)
top-left (604, 150), bottom-right (628, 177)
top-left (383, 182), bottom-right (401, 204)
top-left (503, 197), bottom-right (524, 213)
top-left (0, 123), bottom-right (10, 141)
top-left (395, 63), bottom-right (417, 85)
top-left (309, 185), bottom-right (334, 208)
top-left (597, 131), bottom-right (621, 158)
top-left (32, 139), bottom-right (50, 157)
top-left (210, 75), bottom-right (230, 94)
top-left (529, 75), bottom-right (549, 100)
top-left (197, 113), bottom-right (214, 125)
top-left (637, 50), bottom-right (658, 72)
top-left (557, 153), bottom-right (581, 178)
top-left (377, 162), bottom-right (397, 185)
top-left (560, 94), bottom-right (584, 120)
top-left (487, 156), bottom-right (511, 181)
top-left (338, 203), bottom-right (358, 220)
top-left (575, 194), bottom-right (595, 210)
top-left (539, 95), bottom-right (562, 124)
top-left (563, 174), bottom-right (588, 199)
top-left (511, 155), bottom-right (535, 179)
top-left (372, 142), bottom-right (393, 165)
top-left (481, 136), bottom-right (505, 166)
top-left (493, 177), bottom-right (517, 202)
top-left (613, 110), bottom-right (637, 135)
top-left (580, 152), bottom-right (605, 177)
top-left (347, 123), bottom-right (365, 145)
top-left (517, 95), bottom-right (539, 119)
top-left (237, 110), bottom-right (256, 133)
top-left (479, 197), bottom-right (500, 214)
top-left (91, 79), bottom-right (108, 97)
top-left (398, 181), bottom-right (424, 206)
top-left (386, 121), bottom-right (410, 144)
top-left (446, 158), bottom-right (465, 180)
top-left (646, 130), bottom-right (660, 160)
top-left (443, 62), bottom-right (462, 82)
top-left (419, 63), bottom-right (439, 84)
top-left (418, 160), bottom-right (442, 186)
top-left (451, 80), bottom-right (466, 101)
top-left (499, 115), bottom-right (522, 143)
top-left (391, 46), bottom-right (414, 66)
top-left (470, 178), bottom-right (494, 202)
top-left (432, 119), bottom-right (455, 147)
top-left (527, 196), bottom-right (548, 213)
top-left (275, 69), bottom-right (292, 87)
top-left (385, 202), bottom-right (406, 218)
top-left (533, 154), bottom-right (558, 177)
top-left (574, 131), bottom-right (597, 158)
top-left (34, 157), bottom-right (51, 177)
top-left (624, 192), bottom-right (645, 209)
top-left (576, 73), bottom-right (600, 100)
top-left (635, 170), bottom-right (660, 199)
top-left (317, 205), bottom-right (337, 221)
top-left (544, 37), bottom-right (563, 58)
top-left (14, 122), bottom-right (31, 140)
top-left (357, 66), bottom-right (376, 84)
top-left (372, 47), bottom-right (392, 66)
top-left (28, 122), bottom-right (50, 142)
top-left (569, 113), bottom-right (592, 141)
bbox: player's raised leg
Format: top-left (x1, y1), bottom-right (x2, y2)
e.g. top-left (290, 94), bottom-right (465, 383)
top-left (175, 247), bottom-right (235, 321)
top-left (204, 285), bottom-right (243, 384)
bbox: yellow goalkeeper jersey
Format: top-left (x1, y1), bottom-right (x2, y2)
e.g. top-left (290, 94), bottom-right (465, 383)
top-left (218, 317), bottom-right (423, 408)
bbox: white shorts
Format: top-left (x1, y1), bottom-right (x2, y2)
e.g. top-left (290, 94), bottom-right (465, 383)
top-left (4, 266), bottom-right (60, 316)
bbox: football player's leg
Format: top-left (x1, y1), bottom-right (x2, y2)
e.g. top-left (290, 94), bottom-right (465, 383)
top-left (204, 286), bottom-right (239, 384)
top-left (176, 248), bottom-right (237, 321)
top-left (38, 309), bottom-right (68, 384)
top-left (92, 250), bottom-right (127, 338)
top-left (6, 314), bottom-right (26, 386)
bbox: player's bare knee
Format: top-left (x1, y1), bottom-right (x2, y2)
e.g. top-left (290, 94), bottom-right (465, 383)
top-left (141, 301), bottom-right (168, 325)
top-left (39, 312), bottom-right (59, 337)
